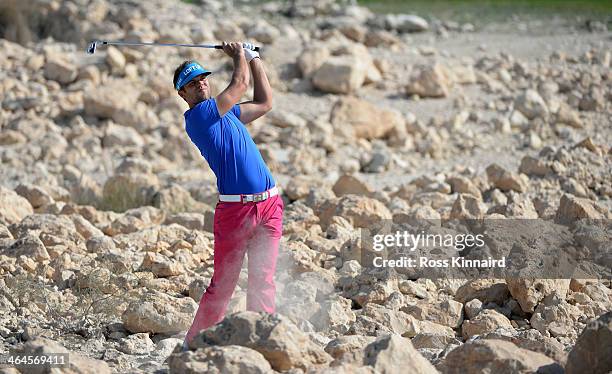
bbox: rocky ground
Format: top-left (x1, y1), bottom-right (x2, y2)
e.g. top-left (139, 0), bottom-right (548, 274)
top-left (0, 0), bottom-right (611, 373)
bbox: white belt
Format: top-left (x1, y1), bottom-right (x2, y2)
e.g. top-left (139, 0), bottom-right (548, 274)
top-left (219, 186), bottom-right (279, 203)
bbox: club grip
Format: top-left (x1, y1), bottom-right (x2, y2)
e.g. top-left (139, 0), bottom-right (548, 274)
top-left (214, 45), bottom-right (260, 52)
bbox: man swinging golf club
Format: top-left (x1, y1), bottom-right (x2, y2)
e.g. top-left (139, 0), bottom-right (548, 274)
top-left (174, 41), bottom-right (283, 348)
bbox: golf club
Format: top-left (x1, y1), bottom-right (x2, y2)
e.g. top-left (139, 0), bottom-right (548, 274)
top-left (86, 40), bottom-right (260, 54)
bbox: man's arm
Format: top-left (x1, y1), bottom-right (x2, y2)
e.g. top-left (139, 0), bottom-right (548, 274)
top-left (216, 42), bottom-right (249, 117)
top-left (239, 57), bottom-right (273, 124)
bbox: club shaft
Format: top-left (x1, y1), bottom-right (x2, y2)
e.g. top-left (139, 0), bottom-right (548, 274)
top-left (102, 40), bottom-right (220, 49)
top-left (96, 40), bottom-right (259, 51)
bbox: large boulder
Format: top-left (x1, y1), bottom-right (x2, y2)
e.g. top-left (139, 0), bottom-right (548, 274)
top-left (1, 234), bottom-right (49, 261)
top-left (351, 303), bottom-right (420, 337)
top-left (530, 300), bottom-right (584, 339)
top-left (266, 110), bottom-right (307, 129)
top-left (555, 102), bottom-right (583, 128)
top-left (83, 79), bottom-right (140, 121)
top-left (15, 183), bottom-right (54, 209)
top-left (285, 176), bottom-right (320, 202)
top-left (70, 214), bottom-right (104, 240)
top-left (140, 252), bottom-right (184, 277)
top-left (190, 311), bottom-right (333, 371)
top-left (297, 46), bottom-right (331, 77)
top-left (555, 194), bottom-right (604, 223)
top-left (312, 55), bottom-right (368, 94)
top-left (411, 333), bottom-right (461, 351)
top-left (515, 89), bottom-right (549, 119)
top-left (10, 214), bottom-right (79, 242)
top-left (486, 163), bottom-right (528, 193)
top-left (83, 80), bottom-right (139, 118)
top-left (318, 195), bottom-right (392, 229)
top-left (439, 339), bottom-right (563, 374)
top-left (80, 223), bottom-right (114, 250)
top-left (506, 279), bottom-right (570, 313)
top-left (312, 295), bottom-right (357, 333)
top-left (330, 96), bottom-right (404, 139)
top-left (44, 53), bottom-right (78, 84)
top-left (0, 129), bottom-right (27, 145)
top-left (117, 333), bottom-right (155, 355)
top-left (461, 309), bottom-right (513, 339)
top-left (406, 63), bottom-right (451, 98)
top-left (364, 334), bottom-right (437, 373)
top-left (102, 123), bottom-right (145, 148)
top-left (168, 345), bottom-right (272, 374)
top-left (447, 176), bottom-right (482, 199)
top-left (325, 335), bottom-right (376, 360)
top-left (152, 184), bottom-right (208, 214)
top-left (482, 328), bottom-right (567, 364)
top-left (450, 193), bottom-right (487, 219)
top-left (333, 174), bottom-right (374, 197)
top-left (565, 312), bottom-right (612, 374)
top-left (122, 290), bottom-right (197, 334)
top-left (455, 279), bottom-right (510, 305)
top-left (518, 156), bottom-right (552, 177)
top-left (402, 299), bottom-right (464, 329)
top-left (104, 206), bottom-right (165, 236)
top-left (0, 187), bottom-right (33, 225)
top-left (164, 212), bottom-right (206, 231)
top-left (112, 101), bottom-right (160, 132)
top-left (105, 46), bottom-right (126, 72)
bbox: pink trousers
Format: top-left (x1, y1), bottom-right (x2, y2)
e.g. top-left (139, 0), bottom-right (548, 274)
top-left (185, 194), bottom-right (284, 343)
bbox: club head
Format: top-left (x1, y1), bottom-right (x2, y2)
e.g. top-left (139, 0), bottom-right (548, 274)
top-left (86, 41), bottom-right (98, 54)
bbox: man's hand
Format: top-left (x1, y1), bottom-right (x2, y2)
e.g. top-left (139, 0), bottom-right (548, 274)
top-left (216, 41), bottom-right (249, 117)
top-left (221, 41), bottom-right (245, 59)
top-left (238, 50), bottom-right (272, 124)
top-left (242, 43), bottom-right (260, 62)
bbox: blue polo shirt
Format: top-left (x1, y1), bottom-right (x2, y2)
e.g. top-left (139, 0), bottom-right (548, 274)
top-left (184, 98), bottom-right (275, 195)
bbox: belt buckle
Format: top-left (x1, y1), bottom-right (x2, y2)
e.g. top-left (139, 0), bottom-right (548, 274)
top-left (241, 191), bottom-right (268, 204)
top-left (253, 191), bottom-right (270, 202)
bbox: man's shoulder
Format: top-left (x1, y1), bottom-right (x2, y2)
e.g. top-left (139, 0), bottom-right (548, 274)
top-left (185, 98), bottom-right (219, 120)
top-left (186, 98), bottom-right (215, 111)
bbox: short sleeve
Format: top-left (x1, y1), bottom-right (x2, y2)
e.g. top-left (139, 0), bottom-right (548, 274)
top-left (193, 98), bottom-right (221, 124)
top-left (230, 104), bottom-right (241, 119)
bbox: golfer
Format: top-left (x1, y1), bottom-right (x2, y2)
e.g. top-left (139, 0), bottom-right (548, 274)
top-left (173, 41), bottom-right (283, 347)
